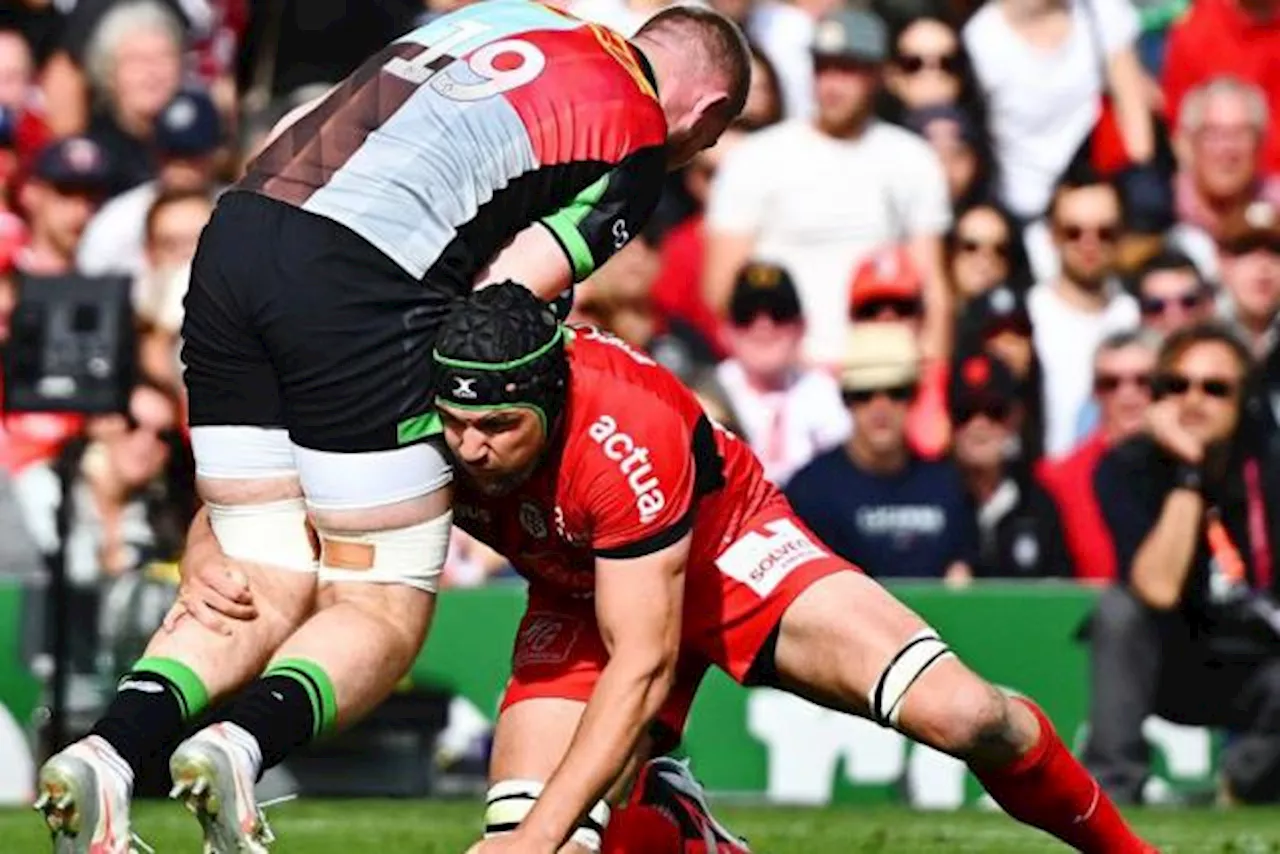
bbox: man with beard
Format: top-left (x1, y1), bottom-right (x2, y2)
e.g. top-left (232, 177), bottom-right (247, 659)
top-left (1027, 171), bottom-right (1140, 457)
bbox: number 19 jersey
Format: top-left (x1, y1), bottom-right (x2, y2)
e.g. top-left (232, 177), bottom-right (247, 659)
top-left (238, 0), bottom-right (668, 291)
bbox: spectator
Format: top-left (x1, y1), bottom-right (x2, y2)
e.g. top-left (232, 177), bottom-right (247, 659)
top-left (1028, 173), bottom-right (1140, 457)
top-left (17, 137), bottom-right (112, 277)
top-left (883, 16), bottom-right (967, 115)
top-left (1087, 322), bottom-right (1280, 805)
top-left (951, 352), bottom-right (1072, 579)
top-left (0, 233), bottom-right (41, 580)
top-left (849, 244), bottom-right (951, 458)
top-left (82, 1), bottom-right (185, 197)
top-left (651, 125), bottom-right (748, 362)
top-left (946, 201), bottom-right (1031, 305)
top-left (706, 6), bottom-right (952, 368)
top-left (15, 378), bottom-right (193, 670)
top-left (1172, 77), bottom-right (1280, 280)
top-left (715, 261), bottom-right (849, 486)
top-left (78, 88), bottom-right (222, 279)
top-left (956, 285), bottom-right (1045, 464)
top-left (905, 104), bottom-right (992, 210)
top-left (135, 189), bottom-right (215, 391)
top-left (1133, 248), bottom-right (1215, 337)
top-left (742, 44), bottom-right (786, 129)
top-left (1039, 330), bottom-right (1159, 582)
top-left (1163, 0), bottom-right (1280, 176)
top-left (0, 27), bottom-right (34, 111)
top-left (964, 0), bottom-right (1155, 223)
top-left (787, 323), bottom-right (977, 582)
top-left (1217, 202), bottom-right (1280, 359)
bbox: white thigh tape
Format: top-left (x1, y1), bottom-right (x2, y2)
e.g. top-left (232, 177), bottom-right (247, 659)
top-left (317, 511), bottom-right (452, 594)
top-left (484, 779), bottom-right (610, 853)
top-left (207, 498), bottom-right (317, 573)
top-left (871, 628), bottom-right (955, 727)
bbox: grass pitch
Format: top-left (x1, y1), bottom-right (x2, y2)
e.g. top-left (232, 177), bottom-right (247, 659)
top-left (4, 799), bottom-right (1280, 852)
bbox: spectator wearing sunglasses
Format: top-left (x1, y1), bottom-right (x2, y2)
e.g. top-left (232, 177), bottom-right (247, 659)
top-left (1029, 172), bottom-right (1140, 457)
top-left (1133, 248), bottom-right (1215, 338)
top-left (1217, 202), bottom-right (1280, 360)
top-left (716, 261), bottom-right (850, 486)
top-left (946, 201), bottom-right (1033, 307)
top-left (787, 323), bottom-right (977, 583)
top-left (1039, 330), bottom-right (1159, 582)
top-left (849, 245), bottom-right (951, 459)
top-left (951, 353), bottom-right (1072, 579)
top-left (1087, 322), bottom-right (1280, 805)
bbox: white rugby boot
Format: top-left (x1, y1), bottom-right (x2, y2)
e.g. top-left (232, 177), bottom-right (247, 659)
top-left (34, 735), bottom-right (135, 854)
top-left (169, 723), bottom-right (274, 854)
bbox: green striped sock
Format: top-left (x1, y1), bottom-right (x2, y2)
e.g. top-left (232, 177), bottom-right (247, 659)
top-left (263, 658), bottom-right (340, 739)
top-left (129, 656), bottom-right (210, 720)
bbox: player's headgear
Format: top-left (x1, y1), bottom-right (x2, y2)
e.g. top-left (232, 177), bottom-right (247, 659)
top-left (432, 282), bottom-right (570, 431)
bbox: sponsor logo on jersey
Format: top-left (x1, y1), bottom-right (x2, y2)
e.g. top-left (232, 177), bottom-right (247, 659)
top-left (716, 519), bottom-right (826, 597)
top-left (587, 414), bottom-right (665, 525)
top-left (554, 505), bottom-right (587, 546)
top-left (455, 502), bottom-right (492, 526)
top-left (519, 500), bottom-right (548, 539)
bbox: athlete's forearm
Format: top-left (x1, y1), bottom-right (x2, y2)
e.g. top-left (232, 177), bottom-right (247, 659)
top-left (520, 652), bottom-right (677, 849)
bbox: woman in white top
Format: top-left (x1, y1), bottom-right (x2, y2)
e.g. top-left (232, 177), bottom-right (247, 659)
top-left (962, 0), bottom-right (1155, 220)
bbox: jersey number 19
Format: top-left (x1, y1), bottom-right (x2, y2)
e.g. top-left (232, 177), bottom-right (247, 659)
top-left (383, 20), bottom-right (546, 102)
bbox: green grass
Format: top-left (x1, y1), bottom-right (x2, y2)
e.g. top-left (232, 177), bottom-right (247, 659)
top-left (5, 800), bottom-right (1280, 852)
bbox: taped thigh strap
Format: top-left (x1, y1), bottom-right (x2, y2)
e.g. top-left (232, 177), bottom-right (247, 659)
top-left (485, 779), bottom-right (610, 853)
top-left (207, 498), bottom-right (317, 573)
top-left (871, 628), bottom-right (954, 727)
top-left (316, 511), bottom-right (452, 594)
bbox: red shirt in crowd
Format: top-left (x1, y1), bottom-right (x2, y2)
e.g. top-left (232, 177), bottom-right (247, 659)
top-left (1037, 431), bottom-right (1116, 583)
top-left (650, 215), bottom-right (728, 360)
top-left (0, 371), bottom-right (84, 476)
top-left (1163, 0), bottom-right (1280, 174)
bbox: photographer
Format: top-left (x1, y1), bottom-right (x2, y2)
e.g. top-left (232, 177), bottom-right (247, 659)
top-left (1085, 322), bottom-right (1280, 805)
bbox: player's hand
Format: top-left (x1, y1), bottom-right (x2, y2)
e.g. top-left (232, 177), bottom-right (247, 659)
top-left (466, 832), bottom-right (558, 854)
top-left (1147, 397), bottom-right (1204, 465)
top-left (163, 558), bottom-right (258, 636)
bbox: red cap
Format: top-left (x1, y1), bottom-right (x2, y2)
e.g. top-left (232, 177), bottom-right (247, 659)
top-left (849, 246), bottom-right (922, 311)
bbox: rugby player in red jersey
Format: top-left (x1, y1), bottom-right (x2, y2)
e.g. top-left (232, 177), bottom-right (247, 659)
top-left (184, 284), bottom-right (1159, 854)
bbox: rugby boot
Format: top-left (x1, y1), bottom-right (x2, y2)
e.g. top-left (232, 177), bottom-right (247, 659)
top-left (169, 723), bottom-right (274, 854)
top-left (633, 757), bottom-right (751, 854)
top-left (34, 735), bottom-right (135, 854)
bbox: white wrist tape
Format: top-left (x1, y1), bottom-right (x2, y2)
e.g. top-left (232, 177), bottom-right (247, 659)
top-left (316, 511), bottom-right (452, 593)
top-left (484, 779), bottom-right (610, 853)
top-left (207, 498), bottom-right (317, 573)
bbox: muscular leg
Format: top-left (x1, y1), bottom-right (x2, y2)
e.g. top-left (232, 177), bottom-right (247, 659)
top-left (87, 480), bottom-right (317, 781)
top-left (769, 571), bottom-right (1153, 853)
top-left (465, 698), bottom-right (650, 854)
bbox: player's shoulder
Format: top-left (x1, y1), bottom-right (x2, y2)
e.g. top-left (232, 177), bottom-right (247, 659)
top-left (566, 328), bottom-right (699, 432)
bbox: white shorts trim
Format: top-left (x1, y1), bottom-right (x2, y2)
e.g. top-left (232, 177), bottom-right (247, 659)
top-left (191, 426), bottom-right (297, 480)
top-left (292, 440), bottom-right (453, 511)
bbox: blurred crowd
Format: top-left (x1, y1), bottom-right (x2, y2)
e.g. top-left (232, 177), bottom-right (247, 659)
top-left (0, 0), bottom-right (1276, 806)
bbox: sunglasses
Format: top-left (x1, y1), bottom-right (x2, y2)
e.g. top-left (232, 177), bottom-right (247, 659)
top-left (1154, 373), bottom-right (1237, 400)
top-left (957, 237), bottom-right (1009, 258)
top-left (894, 53), bottom-right (961, 75)
top-left (954, 401), bottom-right (1010, 424)
top-left (843, 384), bottom-right (916, 405)
top-left (730, 304), bottom-right (802, 327)
top-left (1139, 293), bottom-right (1204, 316)
top-left (1094, 372), bottom-right (1152, 394)
top-left (851, 298), bottom-right (922, 321)
top-left (1057, 223), bottom-right (1121, 244)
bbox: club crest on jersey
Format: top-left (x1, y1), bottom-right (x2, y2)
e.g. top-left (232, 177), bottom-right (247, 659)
top-left (520, 500), bottom-right (548, 539)
top-left (452, 377), bottom-right (478, 400)
top-left (587, 414), bottom-right (666, 525)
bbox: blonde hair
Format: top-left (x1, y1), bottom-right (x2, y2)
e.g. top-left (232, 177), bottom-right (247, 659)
top-left (84, 0), bottom-right (183, 102)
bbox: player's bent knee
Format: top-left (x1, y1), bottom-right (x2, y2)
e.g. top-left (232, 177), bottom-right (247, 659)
top-left (485, 780), bottom-right (610, 853)
top-left (870, 628), bottom-right (955, 727)
top-left (315, 511), bottom-right (452, 594)
top-left (208, 497), bottom-right (318, 573)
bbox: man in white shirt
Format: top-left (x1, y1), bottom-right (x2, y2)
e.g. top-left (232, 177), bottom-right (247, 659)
top-left (76, 87), bottom-right (223, 280)
top-left (704, 6), bottom-right (952, 368)
top-left (1028, 173), bottom-right (1139, 457)
top-left (715, 261), bottom-right (850, 485)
